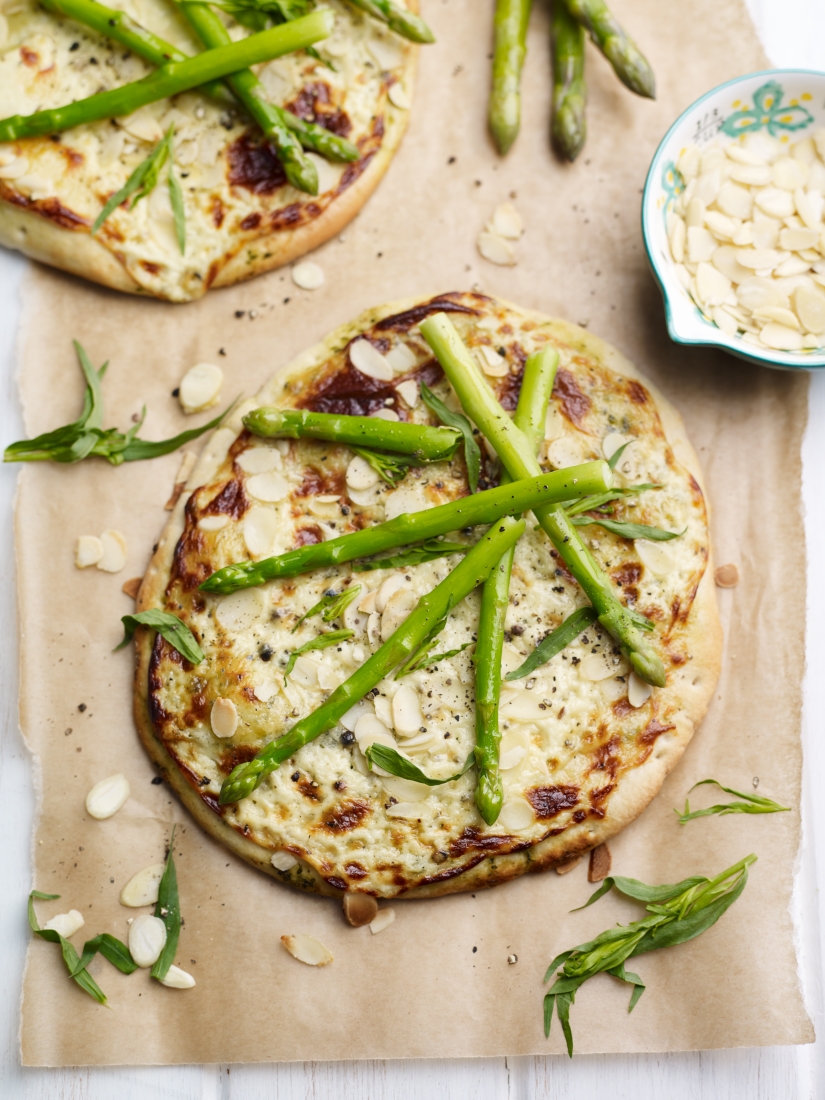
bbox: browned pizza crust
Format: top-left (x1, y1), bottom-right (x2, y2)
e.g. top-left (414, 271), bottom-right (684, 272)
top-left (133, 292), bottom-right (722, 899)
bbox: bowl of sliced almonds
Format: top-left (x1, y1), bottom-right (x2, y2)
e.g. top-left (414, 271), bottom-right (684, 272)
top-left (643, 69), bottom-right (825, 369)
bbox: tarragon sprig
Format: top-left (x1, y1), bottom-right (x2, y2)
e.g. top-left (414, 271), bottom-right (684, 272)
top-left (4, 342), bottom-right (231, 466)
top-left (676, 780), bottom-right (790, 824)
top-left (420, 382), bottom-right (481, 494)
top-left (349, 445), bottom-right (418, 485)
top-left (544, 854), bottom-right (757, 1055)
top-left (116, 610), bottom-right (204, 665)
top-left (366, 743), bottom-right (473, 785)
top-left (285, 628), bottom-right (354, 677)
top-left (292, 585), bottom-right (361, 632)
top-left (151, 829), bottom-right (180, 982)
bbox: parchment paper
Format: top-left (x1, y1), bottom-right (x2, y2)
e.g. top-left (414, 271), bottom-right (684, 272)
top-left (16, 0), bottom-right (814, 1064)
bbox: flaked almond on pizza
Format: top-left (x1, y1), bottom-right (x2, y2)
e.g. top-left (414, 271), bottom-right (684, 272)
top-left (133, 291), bottom-right (721, 899)
top-left (0, 0), bottom-right (429, 301)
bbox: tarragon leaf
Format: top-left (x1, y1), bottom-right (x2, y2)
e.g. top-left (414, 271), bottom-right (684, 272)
top-left (353, 539), bottom-right (468, 572)
top-left (394, 614), bottom-right (447, 677)
top-left (93, 127), bottom-right (173, 235)
top-left (420, 382), bottom-right (480, 493)
top-left (563, 484), bottom-right (660, 518)
top-left (285, 629), bottom-right (354, 677)
top-left (116, 610), bottom-right (204, 665)
top-left (607, 440), bottom-right (633, 470)
top-left (151, 829), bottom-right (181, 982)
top-left (505, 607), bottom-right (597, 681)
top-left (28, 891), bottom-right (109, 1005)
top-left (73, 933), bottom-right (137, 976)
top-left (366, 743), bottom-right (474, 785)
top-left (349, 444), bottom-right (417, 485)
top-left (292, 585), bottom-right (361, 632)
top-left (675, 778), bottom-right (790, 824)
top-left (570, 515), bottom-right (685, 541)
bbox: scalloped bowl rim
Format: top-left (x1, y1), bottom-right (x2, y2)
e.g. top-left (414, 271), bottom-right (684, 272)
top-left (642, 68), bottom-right (825, 372)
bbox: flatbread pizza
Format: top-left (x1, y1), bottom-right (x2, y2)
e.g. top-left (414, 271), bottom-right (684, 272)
top-left (134, 291), bottom-right (721, 898)
top-left (0, 0), bottom-right (420, 301)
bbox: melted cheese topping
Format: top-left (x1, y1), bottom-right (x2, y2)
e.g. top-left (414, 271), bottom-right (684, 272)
top-left (148, 295), bottom-right (710, 896)
top-left (0, 0), bottom-right (408, 299)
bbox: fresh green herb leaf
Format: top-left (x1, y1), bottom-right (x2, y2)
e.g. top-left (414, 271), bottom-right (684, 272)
top-left (406, 641), bottom-right (473, 674)
top-left (151, 828), bottom-right (180, 982)
top-left (420, 382), bottom-right (481, 493)
top-left (570, 515), bottom-right (684, 541)
top-left (563, 484), bottom-right (660, 518)
top-left (393, 614), bottom-right (447, 677)
top-left (305, 43), bottom-right (335, 68)
top-left (353, 538), bottom-right (468, 572)
top-left (93, 126), bottom-right (174, 235)
top-left (4, 343), bottom-right (232, 466)
top-left (292, 585), bottom-right (361, 632)
top-left (366, 743), bottom-right (474, 785)
top-left (349, 444), bottom-right (417, 485)
top-left (543, 855), bottom-right (756, 1055)
top-left (675, 779), bottom-right (790, 824)
top-left (116, 610), bottom-right (204, 664)
top-left (177, 0), bottom-right (309, 18)
top-left (505, 607), bottom-right (597, 681)
top-left (627, 608), bottom-right (655, 632)
top-left (28, 891), bottom-right (109, 1004)
top-left (285, 629), bottom-right (354, 677)
top-left (73, 933), bottom-right (137, 977)
top-left (607, 440), bottom-right (633, 470)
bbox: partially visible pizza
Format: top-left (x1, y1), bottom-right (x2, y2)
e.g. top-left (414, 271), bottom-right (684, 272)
top-left (0, 0), bottom-right (417, 300)
top-left (134, 291), bottom-right (721, 897)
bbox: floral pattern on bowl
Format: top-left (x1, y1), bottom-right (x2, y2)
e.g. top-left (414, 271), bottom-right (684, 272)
top-left (642, 69), bottom-right (825, 371)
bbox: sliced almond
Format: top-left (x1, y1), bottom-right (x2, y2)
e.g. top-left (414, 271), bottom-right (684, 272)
top-left (477, 231), bottom-right (515, 266)
top-left (754, 188), bottom-right (795, 219)
top-left (75, 535), bottom-right (103, 568)
top-left (491, 202), bottom-right (523, 239)
top-left (243, 506), bottom-right (279, 558)
top-left (388, 82), bottom-right (410, 109)
top-left (211, 697), bottom-right (238, 738)
top-left (179, 363), bottom-right (223, 414)
top-left (715, 181), bottom-right (753, 220)
top-left (367, 611), bottom-right (382, 647)
top-left (696, 262), bottom-right (733, 306)
top-left (385, 801), bottom-right (423, 818)
top-left (627, 671), bottom-right (652, 709)
top-left (384, 487), bottom-right (430, 521)
top-left (376, 574), bottom-right (408, 612)
top-left (245, 470), bottom-right (290, 503)
top-left (236, 447), bottom-right (282, 475)
top-left (580, 652), bottom-right (620, 682)
top-left (0, 156), bottom-right (29, 180)
top-left (381, 775), bottom-right (429, 802)
top-left (385, 343), bottom-right (417, 373)
top-left (367, 32), bottom-right (403, 70)
top-left (281, 933), bottom-right (333, 966)
top-left (290, 655), bottom-right (320, 688)
top-left (588, 843), bottom-right (612, 882)
top-left (340, 700), bottom-right (374, 732)
top-left (350, 339), bottom-right (393, 381)
top-left (121, 576), bottom-right (142, 600)
top-left (687, 226), bottom-right (716, 263)
top-left (199, 515), bottom-right (230, 532)
top-left (704, 210), bottom-right (739, 241)
top-left (752, 306), bottom-right (801, 330)
top-left (475, 344), bottom-right (508, 377)
top-left (371, 407), bottom-right (400, 422)
top-left (391, 683), bottom-right (424, 737)
top-left (346, 455), bottom-right (380, 492)
top-left (381, 589), bottom-right (417, 640)
top-left (343, 893), bottom-right (378, 927)
top-left (44, 909), bottom-right (85, 938)
top-left (498, 799), bottom-right (535, 832)
top-left (86, 773), bottom-right (130, 819)
top-left (793, 284), bottom-right (825, 333)
top-left (714, 563), bottom-right (740, 588)
top-left (97, 530), bottom-right (127, 573)
top-left (780, 226), bottom-right (819, 252)
top-left (635, 539), bottom-right (675, 577)
top-left (395, 379), bottom-right (420, 407)
top-left (499, 728), bottom-right (530, 771)
top-left (271, 851), bottom-right (298, 872)
top-left (129, 913), bottom-right (167, 968)
top-left (291, 261), bottom-right (324, 290)
top-left (500, 690), bottom-right (548, 722)
top-left (160, 964), bottom-right (196, 989)
top-left (370, 909), bottom-right (395, 935)
top-left (373, 692), bottom-right (393, 727)
top-left (759, 322), bottom-right (804, 351)
top-left (354, 713), bottom-right (397, 755)
top-left (120, 863), bottom-right (166, 908)
top-left (554, 857), bottom-right (581, 875)
top-left (214, 587), bottom-right (266, 631)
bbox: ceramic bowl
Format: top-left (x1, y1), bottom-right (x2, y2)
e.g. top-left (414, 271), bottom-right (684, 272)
top-left (643, 69), bottom-right (825, 371)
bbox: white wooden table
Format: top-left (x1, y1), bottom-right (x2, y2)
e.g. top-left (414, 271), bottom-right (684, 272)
top-left (1, 2), bottom-right (823, 1095)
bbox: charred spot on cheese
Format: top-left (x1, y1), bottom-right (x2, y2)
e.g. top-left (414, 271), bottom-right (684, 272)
top-left (220, 744), bottom-right (261, 773)
top-left (496, 343), bottom-right (527, 411)
top-left (301, 360), bottom-right (396, 416)
top-left (294, 525), bottom-right (323, 547)
top-left (318, 800), bottom-right (371, 832)
top-left (3, 189), bottom-right (89, 230)
top-left (526, 785), bottom-right (580, 819)
top-left (627, 379), bottom-right (649, 404)
top-left (639, 718), bottom-right (675, 746)
top-left (295, 466), bottom-right (345, 497)
top-left (285, 81), bottom-right (352, 137)
top-left (448, 827), bottom-right (517, 858)
top-left (228, 133), bottom-right (288, 196)
top-left (374, 294), bottom-right (481, 332)
top-left (203, 478), bottom-right (248, 519)
top-left (553, 368), bottom-right (592, 426)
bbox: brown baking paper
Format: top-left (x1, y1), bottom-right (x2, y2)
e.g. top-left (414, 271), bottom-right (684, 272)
top-left (16, 0), bottom-right (814, 1064)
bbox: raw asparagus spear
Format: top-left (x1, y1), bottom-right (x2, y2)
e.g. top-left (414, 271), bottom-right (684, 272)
top-left (218, 518), bottom-right (526, 804)
top-left (489, 0), bottom-right (532, 154)
top-left (0, 9), bottom-right (333, 141)
top-left (419, 313), bottom-right (665, 687)
top-left (346, 0), bottom-right (435, 43)
top-left (182, 2), bottom-right (317, 194)
top-left (243, 406), bottom-right (462, 460)
top-left (41, 0), bottom-right (359, 162)
top-left (200, 461), bottom-right (611, 593)
top-left (564, 0), bottom-right (654, 99)
top-left (551, 0), bottom-right (587, 160)
top-left (475, 346), bottom-right (558, 824)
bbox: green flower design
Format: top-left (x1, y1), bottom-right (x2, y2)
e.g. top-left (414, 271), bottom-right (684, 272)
top-left (720, 80), bottom-right (813, 138)
top-left (661, 160), bottom-right (684, 215)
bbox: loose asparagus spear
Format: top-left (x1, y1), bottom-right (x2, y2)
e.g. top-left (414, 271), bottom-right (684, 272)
top-left (219, 518), bottom-right (526, 804)
top-left (346, 0), bottom-right (435, 43)
top-left (475, 346), bottom-right (558, 825)
top-left (419, 314), bottom-right (665, 687)
top-left (181, 2), bottom-right (317, 194)
top-left (551, 0), bottom-right (587, 161)
top-left (564, 0), bottom-right (654, 99)
top-left (489, 0), bottom-right (532, 155)
top-left (0, 9), bottom-right (333, 142)
top-left (243, 407), bottom-right (462, 461)
top-left (200, 461), bottom-right (611, 593)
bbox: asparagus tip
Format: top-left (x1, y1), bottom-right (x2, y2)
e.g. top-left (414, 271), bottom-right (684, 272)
top-left (629, 649), bottom-right (666, 688)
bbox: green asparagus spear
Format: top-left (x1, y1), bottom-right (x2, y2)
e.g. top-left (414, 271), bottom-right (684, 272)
top-left (181, 2), bottom-right (317, 194)
top-left (243, 406), bottom-right (462, 461)
top-left (0, 9), bottom-right (333, 142)
top-left (551, 0), bottom-right (587, 161)
top-left (200, 461), bottom-right (611, 593)
top-left (419, 314), bottom-right (665, 687)
top-left (475, 347), bottom-right (558, 825)
top-left (563, 0), bottom-right (654, 99)
top-left (346, 0), bottom-right (435, 44)
top-left (219, 518), bottom-right (526, 803)
top-left (42, 0), bottom-right (358, 162)
top-left (489, 0), bottom-right (532, 154)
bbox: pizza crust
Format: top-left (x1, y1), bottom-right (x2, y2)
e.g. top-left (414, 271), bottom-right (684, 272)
top-left (133, 292), bottom-right (722, 899)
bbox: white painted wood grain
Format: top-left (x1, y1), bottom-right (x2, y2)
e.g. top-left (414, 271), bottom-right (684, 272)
top-left (0, 1), bottom-right (822, 1095)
